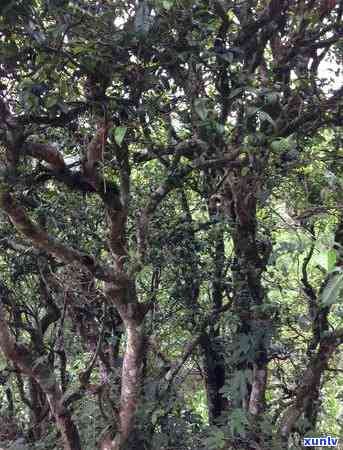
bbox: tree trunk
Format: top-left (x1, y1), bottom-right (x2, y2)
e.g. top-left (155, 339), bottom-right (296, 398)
top-left (200, 193), bottom-right (228, 424)
top-left (29, 378), bottom-right (47, 440)
top-left (222, 173), bottom-right (272, 448)
top-left (101, 321), bottom-right (146, 450)
top-left (279, 337), bottom-right (337, 440)
top-left (118, 323), bottom-right (145, 446)
top-left (104, 282), bottom-right (149, 450)
top-left (0, 299), bottom-right (82, 450)
top-left (200, 331), bottom-right (228, 424)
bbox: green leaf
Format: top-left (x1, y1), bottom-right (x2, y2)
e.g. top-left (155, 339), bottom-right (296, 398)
top-left (26, 94), bottom-right (40, 111)
top-left (151, 408), bottom-right (164, 425)
top-left (194, 98), bottom-right (208, 121)
top-left (215, 123), bottom-right (225, 134)
top-left (327, 250), bottom-right (337, 272)
top-left (316, 249), bottom-right (337, 272)
top-left (241, 166), bottom-right (249, 176)
top-left (73, 45), bottom-right (85, 54)
top-left (258, 110), bottom-right (276, 129)
top-left (321, 271), bottom-right (343, 306)
top-left (270, 136), bottom-right (294, 152)
top-left (46, 96), bottom-right (59, 109)
top-left (229, 408), bottom-right (249, 436)
top-left (113, 126), bottom-right (127, 146)
top-left (152, 433), bottom-right (169, 447)
top-left (57, 101), bottom-right (69, 114)
top-left (270, 139), bottom-right (284, 152)
top-left (205, 427), bottom-right (226, 449)
top-left (162, 0), bottom-right (173, 9)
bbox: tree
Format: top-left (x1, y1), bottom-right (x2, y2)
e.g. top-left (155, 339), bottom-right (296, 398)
top-left (0, 1), bottom-right (342, 449)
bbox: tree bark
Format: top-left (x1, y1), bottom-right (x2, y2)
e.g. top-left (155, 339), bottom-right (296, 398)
top-left (199, 183), bottom-right (229, 424)
top-left (28, 378), bottom-right (47, 441)
top-left (117, 323), bottom-right (145, 446)
top-left (219, 172), bottom-right (272, 450)
top-left (0, 298), bottom-right (82, 450)
top-left (103, 281), bottom-right (149, 450)
top-left (200, 331), bottom-right (228, 424)
top-left (101, 321), bottom-right (146, 450)
top-left (279, 336), bottom-right (339, 440)
top-left (230, 175), bottom-right (270, 415)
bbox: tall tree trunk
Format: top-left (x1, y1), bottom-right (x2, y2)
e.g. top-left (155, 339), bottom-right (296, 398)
top-left (101, 321), bottom-right (146, 450)
top-left (223, 172), bottom-right (272, 447)
top-left (103, 282), bottom-right (149, 450)
top-left (199, 186), bottom-right (229, 424)
top-left (117, 323), bottom-right (145, 447)
top-left (28, 378), bottom-right (47, 440)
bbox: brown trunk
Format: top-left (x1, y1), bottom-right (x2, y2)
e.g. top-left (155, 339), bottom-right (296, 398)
top-left (29, 378), bottom-right (47, 440)
top-left (279, 338), bottom-right (337, 439)
top-left (249, 363), bottom-right (268, 416)
top-left (0, 299), bottom-right (82, 450)
top-left (101, 321), bottom-right (146, 450)
top-left (54, 410), bottom-right (82, 450)
top-left (104, 282), bottom-right (149, 450)
top-left (222, 172), bottom-right (271, 449)
top-left (118, 323), bottom-right (145, 444)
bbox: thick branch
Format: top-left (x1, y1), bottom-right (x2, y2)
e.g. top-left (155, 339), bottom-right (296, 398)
top-left (0, 190), bottom-right (121, 283)
top-left (279, 86), bottom-right (343, 136)
top-left (17, 105), bottom-right (87, 126)
top-left (133, 138), bottom-right (209, 163)
top-left (24, 142), bottom-right (66, 171)
top-left (279, 328), bottom-right (343, 438)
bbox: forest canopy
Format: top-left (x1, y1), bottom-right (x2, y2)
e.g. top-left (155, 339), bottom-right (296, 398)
top-left (0, 1), bottom-right (342, 449)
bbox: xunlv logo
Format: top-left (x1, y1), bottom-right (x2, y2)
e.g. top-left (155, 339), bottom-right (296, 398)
top-left (303, 436), bottom-right (339, 447)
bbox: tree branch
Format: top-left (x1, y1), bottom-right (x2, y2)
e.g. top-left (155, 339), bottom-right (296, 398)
top-left (279, 328), bottom-right (343, 439)
top-left (0, 190), bottom-right (122, 284)
top-left (137, 152), bottom-right (243, 258)
top-left (24, 142), bottom-right (66, 171)
top-left (0, 296), bottom-right (82, 450)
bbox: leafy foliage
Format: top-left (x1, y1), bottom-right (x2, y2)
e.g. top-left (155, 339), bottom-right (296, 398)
top-left (0, 1), bottom-right (342, 450)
